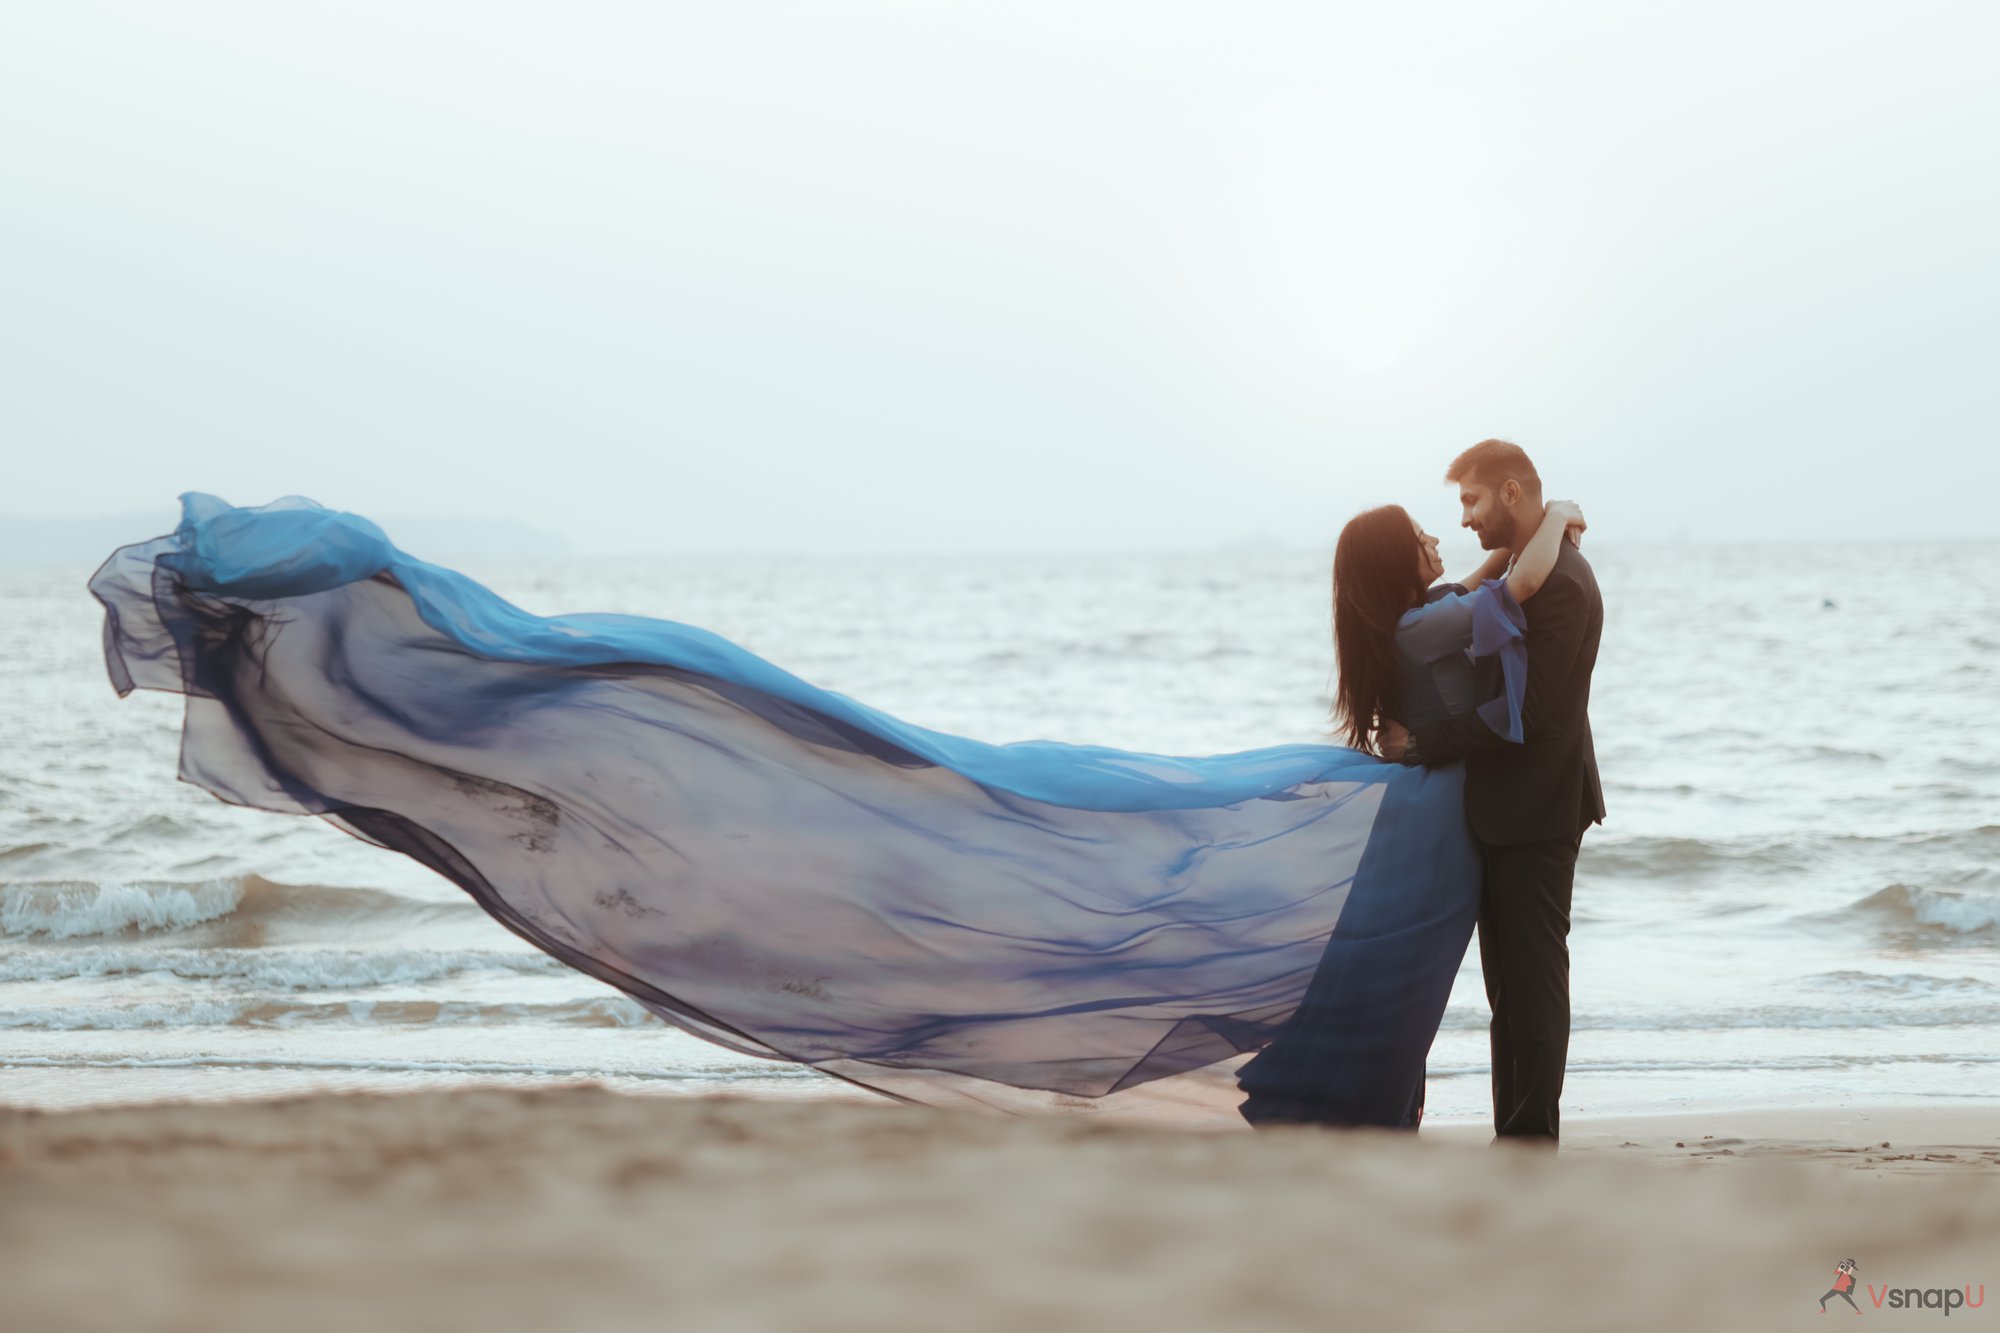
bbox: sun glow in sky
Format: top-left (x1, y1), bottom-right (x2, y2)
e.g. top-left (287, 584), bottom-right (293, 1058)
top-left (3, 1), bottom-right (1995, 552)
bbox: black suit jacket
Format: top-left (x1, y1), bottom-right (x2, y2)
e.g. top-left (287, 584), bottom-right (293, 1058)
top-left (1409, 539), bottom-right (1606, 846)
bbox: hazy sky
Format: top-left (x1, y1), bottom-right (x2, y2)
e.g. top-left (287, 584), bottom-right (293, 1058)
top-left (4, 1), bottom-right (1995, 552)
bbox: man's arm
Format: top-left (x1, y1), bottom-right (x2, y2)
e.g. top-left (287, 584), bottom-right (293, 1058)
top-left (1397, 570), bottom-right (1592, 765)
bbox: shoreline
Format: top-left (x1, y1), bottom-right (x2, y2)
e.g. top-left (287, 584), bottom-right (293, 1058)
top-left (1430, 1101), bottom-right (2000, 1174)
top-left (6, 1067), bottom-right (1998, 1170)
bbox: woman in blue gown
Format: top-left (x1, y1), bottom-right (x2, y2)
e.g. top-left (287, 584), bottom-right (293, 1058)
top-left (89, 493), bottom-right (1576, 1130)
top-left (1234, 500), bottom-right (1584, 1130)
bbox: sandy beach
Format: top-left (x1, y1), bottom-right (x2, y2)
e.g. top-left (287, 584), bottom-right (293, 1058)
top-left (3, 1087), bottom-right (1993, 1333)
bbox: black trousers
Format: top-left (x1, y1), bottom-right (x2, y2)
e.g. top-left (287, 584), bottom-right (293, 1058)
top-left (1477, 831), bottom-right (1582, 1143)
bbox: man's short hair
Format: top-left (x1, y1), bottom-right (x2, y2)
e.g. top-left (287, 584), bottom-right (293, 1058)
top-left (1446, 438), bottom-right (1541, 496)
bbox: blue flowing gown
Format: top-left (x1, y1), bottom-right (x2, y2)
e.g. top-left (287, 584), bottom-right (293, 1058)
top-left (89, 495), bottom-right (1524, 1129)
top-left (1235, 578), bottom-right (1528, 1129)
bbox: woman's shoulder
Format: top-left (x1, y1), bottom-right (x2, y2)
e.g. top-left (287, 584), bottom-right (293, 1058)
top-left (1395, 583), bottom-right (1477, 663)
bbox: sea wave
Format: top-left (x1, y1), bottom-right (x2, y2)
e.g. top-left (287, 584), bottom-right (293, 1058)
top-left (0, 995), bottom-right (659, 1031)
top-left (1423, 1051), bottom-right (2000, 1077)
top-left (1, 878), bottom-right (245, 938)
top-left (0, 1054), bottom-right (809, 1081)
top-left (1581, 835), bottom-right (1808, 879)
top-left (1582, 825), bottom-right (2000, 882)
top-left (0, 875), bottom-right (474, 940)
top-left (1803, 970), bottom-right (1999, 997)
top-left (0, 945), bottom-right (563, 989)
top-left (1850, 883), bottom-right (2000, 936)
top-left (1438, 998), bottom-right (2000, 1031)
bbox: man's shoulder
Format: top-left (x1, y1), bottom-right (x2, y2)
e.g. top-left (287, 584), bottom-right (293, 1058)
top-left (1518, 545), bottom-right (1600, 623)
top-left (1550, 542), bottom-right (1602, 598)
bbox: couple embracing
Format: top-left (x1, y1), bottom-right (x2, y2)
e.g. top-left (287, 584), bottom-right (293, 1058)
top-left (1236, 438), bottom-right (1607, 1146)
top-left (93, 441), bottom-right (1602, 1128)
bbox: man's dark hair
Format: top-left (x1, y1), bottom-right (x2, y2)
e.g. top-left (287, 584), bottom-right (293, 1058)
top-left (1446, 438), bottom-right (1541, 498)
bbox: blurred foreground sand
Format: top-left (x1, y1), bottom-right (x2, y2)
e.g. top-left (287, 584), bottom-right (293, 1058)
top-left (2, 1087), bottom-right (1994, 1332)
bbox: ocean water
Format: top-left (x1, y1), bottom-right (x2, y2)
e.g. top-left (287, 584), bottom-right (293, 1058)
top-left (3, 540), bottom-right (1997, 1120)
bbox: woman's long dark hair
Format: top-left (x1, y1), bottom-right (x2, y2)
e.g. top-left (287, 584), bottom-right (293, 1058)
top-left (1331, 504), bottom-right (1429, 754)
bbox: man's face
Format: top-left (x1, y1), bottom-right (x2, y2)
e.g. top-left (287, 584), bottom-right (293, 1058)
top-left (1457, 479), bottom-right (1512, 551)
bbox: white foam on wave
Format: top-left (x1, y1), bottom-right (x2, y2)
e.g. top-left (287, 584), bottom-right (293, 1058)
top-left (1907, 886), bottom-right (2000, 934)
top-left (0, 946), bottom-right (562, 988)
top-left (0, 999), bottom-right (252, 1030)
top-left (0, 994), bottom-right (659, 1031)
top-left (0, 879), bottom-right (245, 939)
top-left (0, 875), bottom-right (474, 941)
top-left (1851, 883), bottom-right (2000, 935)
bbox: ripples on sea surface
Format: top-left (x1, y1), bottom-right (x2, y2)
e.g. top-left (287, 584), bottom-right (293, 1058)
top-left (3, 540), bottom-right (1996, 1118)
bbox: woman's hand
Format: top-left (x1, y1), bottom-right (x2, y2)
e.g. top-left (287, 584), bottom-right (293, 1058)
top-left (1546, 500), bottom-right (1586, 548)
top-left (1505, 502), bottom-right (1583, 601)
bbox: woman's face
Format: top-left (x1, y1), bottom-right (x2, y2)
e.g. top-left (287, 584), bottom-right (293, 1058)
top-left (1410, 516), bottom-right (1445, 584)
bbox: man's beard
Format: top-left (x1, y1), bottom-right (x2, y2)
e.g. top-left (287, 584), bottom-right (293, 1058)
top-left (1476, 513), bottom-right (1528, 551)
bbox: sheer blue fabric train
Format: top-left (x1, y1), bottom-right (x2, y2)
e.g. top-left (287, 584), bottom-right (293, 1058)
top-left (90, 494), bottom-right (1479, 1127)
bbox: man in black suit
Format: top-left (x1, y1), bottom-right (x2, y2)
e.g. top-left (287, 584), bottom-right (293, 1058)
top-left (1382, 438), bottom-right (1606, 1146)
